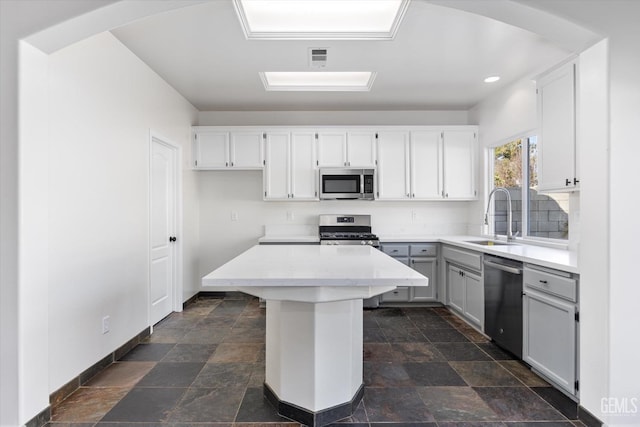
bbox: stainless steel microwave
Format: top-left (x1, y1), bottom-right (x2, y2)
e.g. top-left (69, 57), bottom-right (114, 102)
top-left (319, 168), bottom-right (376, 200)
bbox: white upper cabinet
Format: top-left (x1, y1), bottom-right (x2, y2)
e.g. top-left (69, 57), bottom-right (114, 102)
top-left (377, 131), bottom-right (410, 200)
top-left (193, 127), bottom-right (263, 169)
top-left (410, 130), bottom-right (442, 199)
top-left (346, 131), bottom-right (377, 167)
top-left (317, 131), bottom-right (347, 167)
top-left (290, 131), bottom-right (318, 200)
top-left (230, 131), bottom-right (264, 168)
top-left (377, 127), bottom-right (476, 201)
top-left (263, 132), bottom-right (290, 200)
top-left (193, 130), bottom-right (229, 168)
top-left (537, 60), bottom-right (578, 192)
top-left (264, 130), bottom-right (317, 201)
top-left (442, 129), bottom-right (477, 199)
top-left (317, 130), bottom-right (377, 167)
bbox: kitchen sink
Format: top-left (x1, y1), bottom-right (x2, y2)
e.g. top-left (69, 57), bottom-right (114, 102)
top-left (465, 240), bottom-right (511, 246)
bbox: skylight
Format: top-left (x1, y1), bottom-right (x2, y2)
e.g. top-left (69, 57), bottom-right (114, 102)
top-left (234, 0), bottom-right (410, 40)
top-left (260, 72), bottom-right (376, 91)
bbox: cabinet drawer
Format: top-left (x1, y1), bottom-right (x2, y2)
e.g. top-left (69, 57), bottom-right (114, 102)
top-left (410, 244), bottom-right (437, 257)
top-left (381, 244), bottom-right (409, 257)
top-left (442, 246), bottom-right (482, 271)
top-left (524, 266), bottom-right (577, 302)
top-left (381, 286), bottom-right (410, 302)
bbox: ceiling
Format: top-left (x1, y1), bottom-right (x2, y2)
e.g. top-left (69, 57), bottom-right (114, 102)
top-left (111, 0), bottom-right (572, 111)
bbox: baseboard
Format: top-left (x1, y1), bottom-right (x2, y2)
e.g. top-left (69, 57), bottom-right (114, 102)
top-left (578, 405), bottom-right (603, 427)
top-left (46, 326), bottom-right (150, 424)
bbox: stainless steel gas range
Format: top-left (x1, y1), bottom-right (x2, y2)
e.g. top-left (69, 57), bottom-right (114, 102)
top-left (319, 214), bottom-right (381, 307)
top-left (319, 214), bottom-right (380, 247)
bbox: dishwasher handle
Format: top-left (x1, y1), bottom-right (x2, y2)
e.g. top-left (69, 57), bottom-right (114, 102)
top-left (484, 259), bottom-right (522, 275)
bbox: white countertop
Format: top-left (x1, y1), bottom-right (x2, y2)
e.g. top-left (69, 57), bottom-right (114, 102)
top-left (255, 233), bottom-right (579, 274)
top-left (378, 234), bottom-right (578, 274)
top-left (202, 244), bottom-right (428, 287)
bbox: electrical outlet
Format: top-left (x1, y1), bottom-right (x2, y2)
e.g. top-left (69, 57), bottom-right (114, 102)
top-left (102, 316), bottom-right (110, 334)
top-left (231, 211), bottom-right (238, 222)
top-left (286, 211), bottom-right (294, 221)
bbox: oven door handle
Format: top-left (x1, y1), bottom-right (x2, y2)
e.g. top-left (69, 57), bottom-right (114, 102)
top-left (484, 260), bottom-right (522, 275)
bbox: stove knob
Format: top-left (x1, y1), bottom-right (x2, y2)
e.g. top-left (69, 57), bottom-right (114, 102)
top-left (360, 241), bottom-right (366, 245)
top-left (367, 240), bottom-right (374, 246)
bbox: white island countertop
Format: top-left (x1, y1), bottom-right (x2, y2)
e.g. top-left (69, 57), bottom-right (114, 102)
top-left (203, 244), bottom-right (428, 288)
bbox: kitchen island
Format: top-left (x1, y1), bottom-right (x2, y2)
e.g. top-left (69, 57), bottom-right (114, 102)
top-left (202, 244), bottom-right (428, 426)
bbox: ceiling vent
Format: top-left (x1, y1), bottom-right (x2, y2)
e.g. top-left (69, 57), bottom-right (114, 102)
top-left (309, 48), bottom-right (328, 68)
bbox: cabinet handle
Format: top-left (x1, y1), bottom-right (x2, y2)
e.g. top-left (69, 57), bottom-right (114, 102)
top-left (226, 162), bottom-right (229, 167)
top-left (412, 193), bottom-right (415, 198)
top-left (406, 193), bottom-right (410, 197)
top-left (445, 193), bottom-right (449, 198)
top-left (574, 178), bottom-right (580, 185)
top-left (565, 178), bottom-right (571, 186)
top-left (231, 162), bottom-right (234, 167)
top-left (539, 280), bottom-right (548, 284)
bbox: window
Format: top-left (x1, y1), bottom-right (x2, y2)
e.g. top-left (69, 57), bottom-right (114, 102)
top-left (488, 135), bottom-right (570, 241)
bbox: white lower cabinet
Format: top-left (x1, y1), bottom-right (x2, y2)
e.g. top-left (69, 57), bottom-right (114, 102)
top-left (263, 131), bottom-right (317, 200)
top-left (447, 265), bottom-right (465, 313)
top-left (379, 243), bottom-right (438, 303)
top-left (410, 258), bottom-right (437, 301)
top-left (463, 271), bottom-right (483, 327)
top-left (443, 245), bottom-right (483, 329)
top-left (523, 265), bottom-right (579, 397)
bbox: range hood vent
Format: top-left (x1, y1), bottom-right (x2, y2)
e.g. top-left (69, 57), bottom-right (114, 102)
top-left (309, 48), bottom-right (328, 68)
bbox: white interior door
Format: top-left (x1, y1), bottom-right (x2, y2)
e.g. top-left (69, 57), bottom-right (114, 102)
top-left (150, 136), bottom-right (177, 325)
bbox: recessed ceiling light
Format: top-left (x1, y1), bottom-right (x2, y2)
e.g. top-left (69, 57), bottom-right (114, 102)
top-left (260, 72), bottom-right (376, 91)
top-left (484, 76), bottom-right (501, 83)
top-left (234, 0), bottom-right (410, 40)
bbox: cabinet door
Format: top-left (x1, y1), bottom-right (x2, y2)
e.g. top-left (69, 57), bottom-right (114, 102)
top-left (264, 132), bottom-right (291, 200)
top-left (381, 256), bottom-right (410, 302)
top-left (317, 131), bottom-right (347, 167)
top-left (523, 289), bottom-right (577, 395)
top-left (230, 131), bottom-right (263, 168)
top-left (443, 130), bottom-right (476, 199)
top-left (410, 258), bottom-right (437, 301)
top-left (347, 131), bottom-right (377, 167)
top-left (447, 265), bottom-right (465, 313)
top-left (290, 132), bottom-right (318, 200)
top-left (464, 271), bottom-right (483, 329)
top-left (410, 130), bottom-right (442, 199)
top-left (194, 131), bottom-right (228, 168)
top-left (377, 131), bottom-right (410, 200)
top-left (537, 62), bottom-right (577, 192)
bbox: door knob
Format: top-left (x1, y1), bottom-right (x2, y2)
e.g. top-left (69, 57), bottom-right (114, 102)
top-left (169, 236), bottom-right (177, 242)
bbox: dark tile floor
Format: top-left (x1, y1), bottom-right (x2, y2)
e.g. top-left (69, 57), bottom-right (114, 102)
top-left (47, 294), bottom-right (586, 427)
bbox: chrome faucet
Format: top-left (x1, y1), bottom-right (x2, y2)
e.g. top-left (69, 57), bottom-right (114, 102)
top-left (484, 187), bottom-right (514, 241)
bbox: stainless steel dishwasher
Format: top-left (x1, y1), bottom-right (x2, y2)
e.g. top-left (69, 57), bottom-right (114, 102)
top-left (483, 255), bottom-right (523, 358)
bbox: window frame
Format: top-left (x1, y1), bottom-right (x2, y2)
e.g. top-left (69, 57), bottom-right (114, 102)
top-left (485, 132), bottom-right (570, 249)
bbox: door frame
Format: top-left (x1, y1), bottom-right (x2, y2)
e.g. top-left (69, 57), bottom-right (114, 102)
top-left (148, 129), bottom-right (183, 328)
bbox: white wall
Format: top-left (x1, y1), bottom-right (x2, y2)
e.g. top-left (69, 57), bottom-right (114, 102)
top-left (17, 40), bottom-right (51, 426)
top-left (1, 2), bottom-right (120, 424)
top-left (198, 110), bottom-right (470, 126)
top-left (47, 31), bottom-right (198, 392)
top-left (577, 38), bottom-right (610, 424)
top-left (468, 78), bottom-right (537, 146)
